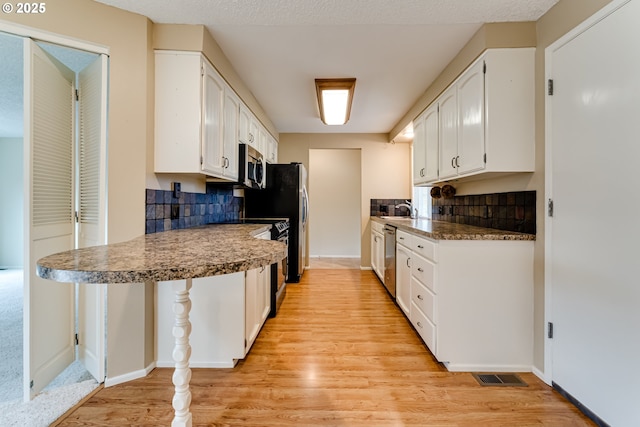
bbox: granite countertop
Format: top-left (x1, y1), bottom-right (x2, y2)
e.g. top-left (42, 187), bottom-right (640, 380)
top-left (371, 216), bottom-right (535, 241)
top-left (36, 224), bottom-right (287, 284)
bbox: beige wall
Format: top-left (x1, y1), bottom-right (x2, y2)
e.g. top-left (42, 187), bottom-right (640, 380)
top-left (1, 0), bottom-right (153, 381)
top-left (279, 134), bottom-right (412, 268)
top-left (309, 149), bottom-right (362, 258)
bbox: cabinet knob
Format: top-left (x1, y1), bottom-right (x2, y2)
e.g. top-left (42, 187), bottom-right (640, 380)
top-left (417, 267), bottom-right (424, 272)
top-left (417, 294), bottom-right (424, 300)
top-left (417, 245), bottom-right (424, 249)
top-left (417, 321), bottom-right (423, 329)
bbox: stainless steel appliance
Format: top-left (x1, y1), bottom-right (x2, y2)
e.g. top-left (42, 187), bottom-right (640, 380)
top-left (244, 163), bottom-right (309, 282)
top-left (234, 218), bottom-right (289, 317)
top-left (268, 220), bottom-right (289, 317)
top-left (383, 225), bottom-right (397, 298)
top-left (238, 143), bottom-right (266, 189)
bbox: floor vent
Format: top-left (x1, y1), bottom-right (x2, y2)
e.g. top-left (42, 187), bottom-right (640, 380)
top-left (472, 373), bottom-right (528, 387)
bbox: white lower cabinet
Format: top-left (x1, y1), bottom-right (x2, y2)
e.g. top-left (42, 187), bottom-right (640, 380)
top-left (395, 237), bottom-right (411, 317)
top-left (396, 230), bottom-right (533, 372)
top-left (156, 234), bottom-right (272, 367)
top-left (370, 221), bottom-right (385, 281)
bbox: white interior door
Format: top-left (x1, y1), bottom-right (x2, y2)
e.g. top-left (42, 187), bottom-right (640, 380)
top-left (546, 1), bottom-right (640, 425)
top-left (77, 54), bottom-right (108, 383)
top-left (23, 39), bottom-right (76, 400)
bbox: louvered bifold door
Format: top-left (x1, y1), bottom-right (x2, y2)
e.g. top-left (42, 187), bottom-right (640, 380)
top-left (77, 54), bottom-right (108, 384)
top-left (23, 39), bottom-right (76, 401)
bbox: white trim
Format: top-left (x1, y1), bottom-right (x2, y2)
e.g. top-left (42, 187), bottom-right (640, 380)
top-left (532, 366), bottom-right (550, 386)
top-left (443, 362), bottom-right (532, 373)
top-left (360, 266), bottom-right (372, 271)
top-left (543, 0), bottom-right (631, 388)
top-left (0, 19), bottom-right (109, 55)
top-left (104, 362), bottom-right (156, 388)
top-left (156, 360), bottom-right (237, 369)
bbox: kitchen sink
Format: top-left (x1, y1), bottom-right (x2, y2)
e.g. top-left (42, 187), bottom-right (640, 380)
top-left (380, 216), bottom-right (413, 221)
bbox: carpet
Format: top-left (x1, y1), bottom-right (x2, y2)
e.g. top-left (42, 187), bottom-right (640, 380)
top-left (0, 269), bottom-right (99, 426)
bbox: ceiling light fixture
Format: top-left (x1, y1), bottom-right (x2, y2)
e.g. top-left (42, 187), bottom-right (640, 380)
top-left (315, 78), bottom-right (356, 125)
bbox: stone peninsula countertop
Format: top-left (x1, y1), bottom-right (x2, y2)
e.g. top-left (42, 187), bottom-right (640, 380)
top-left (371, 216), bottom-right (535, 241)
top-left (36, 224), bottom-right (287, 284)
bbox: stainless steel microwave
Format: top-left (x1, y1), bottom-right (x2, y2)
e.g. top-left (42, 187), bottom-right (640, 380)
top-left (238, 144), bottom-right (266, 189)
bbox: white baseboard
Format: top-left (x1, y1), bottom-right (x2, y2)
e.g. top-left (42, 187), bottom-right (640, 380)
top-left (443, 362), bottom-right (533, 373)
top-left (532, 366), bottom-right (551, 385)
top-left (104, 361), bottom-right (156, 387)
top-left (155, 360), bottom-right (237, 369)
top-left (360, 266), bottom-right (372, 271)
top-left (308, 255), bottom-right (360, 259)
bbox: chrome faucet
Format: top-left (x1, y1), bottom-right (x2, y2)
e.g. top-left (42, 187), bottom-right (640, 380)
top-left (395, 200), bottom-right (418, 219)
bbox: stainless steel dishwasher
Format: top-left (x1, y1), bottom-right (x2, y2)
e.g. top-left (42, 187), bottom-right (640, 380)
top-left (383, 225), bottom-right (397, 298)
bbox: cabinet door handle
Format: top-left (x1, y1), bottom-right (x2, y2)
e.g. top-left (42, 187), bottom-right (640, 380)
top-left (399, 236), bottom-right (405, 240)
top-left (417, 294), bottom-right (424, 300)
top-left (455, 155), bottom-right (460, 168)
top-left (417, 267), bottom-right (424, 272)
top-left (417, 321), bottom-right (423, 329)
top-left (407, 258), bottom-right (411, 268)
top-left (451, 156), bottom-right (456, 168)
top-left (421, 168), bottom-right (425, 177)
top-left (417, 245), bottom-right (424, 249)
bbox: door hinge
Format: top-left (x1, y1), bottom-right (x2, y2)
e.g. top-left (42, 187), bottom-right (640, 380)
top-left (74, 210), bottom-right (79, 223)
top-left (547, 199), bottom-right (554, 217)
top-left (548, 322), bottom-right (554, 339)
top-left (75, 89), bottom-right (79, 101)
top-left (244, 339), bottom-right (247, 349)
top-left (483, 153), bottom-right (487, 164)
top-left (75, 333), bottom-right (79, 345)
top-left (30, 380), bottom-right (34, 389)
top-left (201, 65), bottom-right (205, 77)
top-left (548, 79), bottom-right (554, 96)
top-left (483, 61), bottom-right (486, 74)
top-left (200, 155), bottom-right (203, 165)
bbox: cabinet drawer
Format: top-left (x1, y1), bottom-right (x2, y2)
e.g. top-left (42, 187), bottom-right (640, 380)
top-left (411, 254), bottom-right (437, 293)
top-left (371, 220), bottom-right (384, 234)
top-left (411, 234), bottom-right (437, 262)
top-left (396, 230), bottom-right (412, 247)
top-left (411, 277), bottom-right (436, 324)
top-left (411, 301), bottom-right (436, 355)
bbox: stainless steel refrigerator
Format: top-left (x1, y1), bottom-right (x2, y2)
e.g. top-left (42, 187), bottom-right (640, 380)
top-left (244, 163), bottom-right (308, 282)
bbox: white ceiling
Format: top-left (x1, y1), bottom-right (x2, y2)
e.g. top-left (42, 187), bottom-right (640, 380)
top-left (1, 0), bottom-right (559, 139)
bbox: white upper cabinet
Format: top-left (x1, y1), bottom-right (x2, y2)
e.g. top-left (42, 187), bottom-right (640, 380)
top-left (201, 59), bottom-right (226, 176)
top-left (414, 48), bottom-right (535, 185)
top-left (155, 50), bottom-right (239, 181)
top-left (239, 103), bottom-right (257, 148)
top-left (413, 102), bottom-right (440, 185)
top-left (456, 59), bottom-right (485, 176)
top-left (438, 85), bottom-right (458, 180)
top-left (222, 87), bottom-right (240, 181)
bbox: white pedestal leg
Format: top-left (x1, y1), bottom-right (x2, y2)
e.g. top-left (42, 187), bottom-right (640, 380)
top-left (171, 278), bottom-right (193, 427)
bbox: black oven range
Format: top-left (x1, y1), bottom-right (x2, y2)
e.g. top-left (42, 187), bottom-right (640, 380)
top-left (226, 218), bottom-right (289, 317)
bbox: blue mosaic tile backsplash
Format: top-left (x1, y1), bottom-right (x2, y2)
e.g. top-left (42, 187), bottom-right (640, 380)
top-left (145, 184), bottom-right (242, 234)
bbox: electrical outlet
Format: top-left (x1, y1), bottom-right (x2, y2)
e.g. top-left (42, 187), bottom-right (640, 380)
top-left (172, 182), bottom-right (181, 199)
top-left (171, 204), bottom-right (180, 220)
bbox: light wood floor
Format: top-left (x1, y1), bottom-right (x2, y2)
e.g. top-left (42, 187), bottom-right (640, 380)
top-left (57, 270), bottom-right (595, 426)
